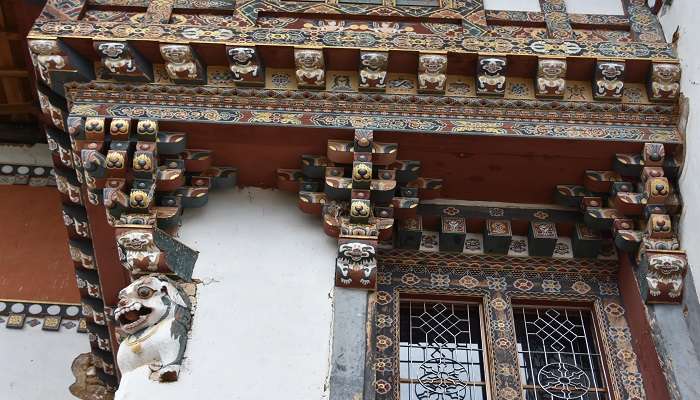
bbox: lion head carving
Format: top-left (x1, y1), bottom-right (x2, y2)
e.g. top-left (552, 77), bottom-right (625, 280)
top-left (115, 275), bottom-right (192, 381)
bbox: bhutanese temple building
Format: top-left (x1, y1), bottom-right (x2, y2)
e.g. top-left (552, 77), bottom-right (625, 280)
top-left (2, 0), bottom-right (700, 399)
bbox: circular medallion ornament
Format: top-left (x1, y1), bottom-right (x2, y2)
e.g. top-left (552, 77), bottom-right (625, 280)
top-left (416, 356), bottom-right (467, 400)
top-left (537, 363), bottom-right (590, 399)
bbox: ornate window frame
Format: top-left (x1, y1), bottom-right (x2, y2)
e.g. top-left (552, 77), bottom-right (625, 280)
top-left (372, 250), bottom-right (646, 400)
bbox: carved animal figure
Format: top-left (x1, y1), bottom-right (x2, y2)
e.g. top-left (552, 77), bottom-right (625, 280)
top-left (227, 47), bottom-right (259, 80)
top-left (596, 62), bottom-right (624, 96)
top-left (116, 231), bottom-right (160, 272)
top-left (336, 242), bottom-right (376, 286)
top-left (29, 40), bottom-right (65, 83)
top-left (161, 45), bottom-right (198, 79)
top-left (647, 255), bottom-right (685, 298)
top-left (295, 50), bottom-right (325, 86)
top-left (651, 63), bottom-right (681, 98)
top-left (97, 43), bottom-right (135, 73)
top-left (360, 52), bottom-right (388, 86)
top-left (418, 54), bottom-right (447, 90)
top-left (478, 58), bottom-right (506, 91)
top-left (537, 59), bottom-right (566, 95)
top-left (116, 275), bottom-right (192, 382)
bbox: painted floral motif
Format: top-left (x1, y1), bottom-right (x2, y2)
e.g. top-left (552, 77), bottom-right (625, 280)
top-left (458, 275), bottom-right (479, 289)
top-left (542, 279), bottom-right (562, 293)
top-left (270, 73), bottom-right (290, 88)
top-left (514, 278), bottom-right (534, 291)
top-left (374, 357), bottom-right (393, 372)
top-left (464, 238), bottom-right (481, 252)
top-left (430, 273), bottom-right (450, 288)
top-left (376, 313), bottom-right (393, 328)
top-left (492, 320), bottom-right (509, 332)
top-left (554, 242), bottom-right (571, 256)
top-left (608, 327), bottom-right (632, 342)
top-left (375, 379), bottom-right (391, 394)
top-left (420, 233), bottom-right (438, 250)
top-left (497, 363), bottom-right (517, 377)
top-left (496, 337), bottom-right (513, 349)
top-left (489, 207), bottom-right (505, 217)
top-left (490, 298), bottom-right (508, 311)
top-left (599, 281), bottom-right (619, 296)
top-left (605, 302), bottom-right (625, 318)
top-left (571, 281), bottom-right (591, 294)
top-left (376, 291), bottom-right (392, 305)
top-left (509, 82), bottom-right (529, 97)
top-left (509, 239), bottom-right (527, 254)
top-left (487, 277), bottom-right (507, 291)
top-left (616, 349), bottom-right (636, 364)
top-left (401, 273), bottom-right (421, 286)
top-left (498, 387), bottom-right (519, 400)
top-left (377, 272), bottom-right (392, 285)
top-left (442, 206), bottom-right (459, 216)
top-left (376, 335), bottom-right (392, 352)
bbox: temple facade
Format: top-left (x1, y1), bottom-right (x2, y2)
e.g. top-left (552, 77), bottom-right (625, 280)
top-left (1, 0), bottom-right (700, 399)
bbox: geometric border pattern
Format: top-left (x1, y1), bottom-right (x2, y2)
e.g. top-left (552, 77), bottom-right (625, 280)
top-left (67, 101), bottom-right (682, 144)
top-left (372, 250), bottom-right (645, 400)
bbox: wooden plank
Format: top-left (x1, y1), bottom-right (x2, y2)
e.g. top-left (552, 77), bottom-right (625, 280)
top-left (0, 103), bottom-right (38, 115)
top-left (0, 32), bottom-right (21, 41)
top-left (0, 69), bottom-right (28, 77)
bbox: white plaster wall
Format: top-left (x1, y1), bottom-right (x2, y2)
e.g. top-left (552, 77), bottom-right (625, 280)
top-left (658, 1), bottom-right (700, 303)
top-left (116, 188), bottom-right (337, 400)
top-left (0, 328), bottom-right (89, 399)
top-left (483, 0), bottom-right (541, 12)
top-left (565, 0), bottom-right (624, 15)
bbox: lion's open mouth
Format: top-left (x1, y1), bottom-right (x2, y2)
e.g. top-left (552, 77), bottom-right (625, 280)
top-left (115, 303), bottom-right (152, 331)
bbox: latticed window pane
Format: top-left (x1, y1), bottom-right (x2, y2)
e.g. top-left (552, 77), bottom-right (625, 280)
top-left (514, 307), bottom-right (610, 400)
top-left (399, 299), bottom-right (488, 400)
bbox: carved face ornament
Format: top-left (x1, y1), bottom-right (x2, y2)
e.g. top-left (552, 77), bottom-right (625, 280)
top-left (540, 60), bottom-right (565, 79)
top-left (29, 40), bottom-right (59, 56)
top-left (482, 59), bottom-right (505, 75)
top-left (229, 48), bottom-right (254, 64)
top-left (162, 46), bottom-right (190, 64)
top-left (297, 51), bottom-right (321, 69)
top-left (115, 275), bottom-right (188, 335)
top-left (653, 64), bottom-right (680, 82)
top-left (98, 43), bottom-right (126, 59)
top-left (599, 63), bottom-right (623, 80)
top-left (653, 255), bottom-right (684, 276)
top-left (362, 53), bottom-right (387, 71)
top-left (421, 55), bottom-right (446, 74)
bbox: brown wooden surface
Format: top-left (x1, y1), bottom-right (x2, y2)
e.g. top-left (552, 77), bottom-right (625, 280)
top-left (0, 0), bottom-right (45, 143)
top-left (0, 185), bottom-right (79, 303)
top-left (167, 121), bottom-right (664, 205)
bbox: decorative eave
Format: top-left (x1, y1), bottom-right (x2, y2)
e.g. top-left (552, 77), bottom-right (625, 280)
top-left (29, 19), bottom-right (676, 60)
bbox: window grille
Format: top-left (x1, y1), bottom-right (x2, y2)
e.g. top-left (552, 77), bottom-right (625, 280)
top-left (514, 307), bottom-right (610, 400)
top-left (399, 299), bottom-right (489, 400)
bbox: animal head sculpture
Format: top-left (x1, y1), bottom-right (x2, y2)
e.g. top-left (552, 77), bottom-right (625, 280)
top-left (335, 242), bottom-right (377, 288)
top-left (115, 275), bottom-right (189, 335)
top-left (115, 275), bottom-right (192, 382)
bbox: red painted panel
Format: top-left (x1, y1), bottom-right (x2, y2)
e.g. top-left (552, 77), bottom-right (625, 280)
top-left (165, 121), bottom-right (651, 204)
top-left (0, 186), bottom-right (79, 303)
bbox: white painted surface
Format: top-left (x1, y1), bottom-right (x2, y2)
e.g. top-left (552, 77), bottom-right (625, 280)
top-left (565, 0), bottom-right (624, 15)
top-left (483, 0), bottom-right (541, 12)
top-left (116, 188), bottom-right (336, 400)
top-left (0, 327), bottom-right (89, 399)
top-left (659, 1), bottom-right (700, 303)
top-left (0, 143), bottom-right (53, 166)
